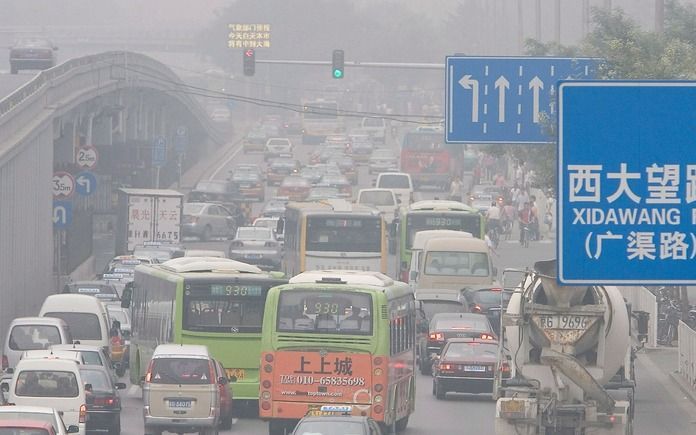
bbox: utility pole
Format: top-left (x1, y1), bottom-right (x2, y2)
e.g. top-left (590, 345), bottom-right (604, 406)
top-left (655, 0), bottom-right (665, 34)
top-left (554, 0), bottom-right (561, 45)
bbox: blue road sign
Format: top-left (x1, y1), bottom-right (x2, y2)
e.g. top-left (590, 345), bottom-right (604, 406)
top-left (53, 200), bottom-right (72, 229)
top-left (445, 56), bottom-right (600, 144)
top-left (152, 136), bottom-right (167, 167)
top-left (558, 81), bottom-right (696, 285)
top-left (174, 126), bottom-right (188, 154)
top-left (75, 171), bottom-right (97, 197)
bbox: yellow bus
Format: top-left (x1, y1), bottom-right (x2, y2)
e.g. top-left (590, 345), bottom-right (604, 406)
top-left (281, 200), bottom-right (387, 277)
top-left (301, 98), bottom-right (341, 144)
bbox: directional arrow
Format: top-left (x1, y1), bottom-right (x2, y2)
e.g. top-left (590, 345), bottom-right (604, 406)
top-left (494, 75), bottom-right (510, 123)
top-left (76, 175), bottom-right (91, 194)
top-left (53, 205), bottom-right (66, 224)
top-left (459, 75), bottom-right (480, 123)
top-left (529, 76), bottom-right (544, 123)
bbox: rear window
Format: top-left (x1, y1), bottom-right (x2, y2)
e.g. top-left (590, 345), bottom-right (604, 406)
top-left (15, 370), bottom-right (79, 398)
top-left (362, 117), bottom-right (385, 128)
top-left (183, 203), bottom-right (205, 215)
top-left (44, 312), bottom-right (101, 341)
top-left (359, 191), bottom-right (395, 206)
top-left (79, 369), bottom-right (110, 392)
top-left (420, 301), bottom-right (466, 320)
top-left (8, 325), bottom-right (62, 351)
top-left (378, 174), bottom-right (410, 189)
top-left (432, 317), bottom-right (489, 331)
top-left (444, 342), bottom-right (498, 358)
top-left (150, 358), bottom-right (214, 385)
top-left (473, 290), bottom-right (511, 305)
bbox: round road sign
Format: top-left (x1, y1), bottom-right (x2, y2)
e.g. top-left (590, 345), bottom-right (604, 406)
top-left (52, 171), bottom-right (75, 199)
top-left (76, 146), bottom-right (98, 169)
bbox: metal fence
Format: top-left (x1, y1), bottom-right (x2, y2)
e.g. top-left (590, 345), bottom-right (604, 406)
top-left (618, 286), bottom-right (658, 348)
top-left (678, 321), bottom-right (696, 392)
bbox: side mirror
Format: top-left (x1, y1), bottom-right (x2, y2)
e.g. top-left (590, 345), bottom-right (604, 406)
top-left (121, 282), bottom-right (133, 309)
top-left (84, 383), bottom-right (92, 392)
top-left (5, 368), bottom-right (13, 375)
top-left (67, 426), bottom-right (80, 434)
top-left (409, 270), bottom-right (418, 281)
top-left (218, 376), bottom-right (228, 385)
top-left (115, 382), bottom-right (127, 390)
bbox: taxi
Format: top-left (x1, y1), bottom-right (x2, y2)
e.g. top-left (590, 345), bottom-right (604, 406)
top-left (292, 406), bottom-right (383, 435)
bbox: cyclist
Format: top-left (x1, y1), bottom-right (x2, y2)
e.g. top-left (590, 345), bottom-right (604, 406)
top-left (486, 201), bottom-right (501, 243)
top-left (518, 202), bottom-right (534, 245)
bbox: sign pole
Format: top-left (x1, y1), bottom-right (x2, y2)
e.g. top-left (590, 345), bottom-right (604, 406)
top-left (156, 167), bottom-right (160, 189)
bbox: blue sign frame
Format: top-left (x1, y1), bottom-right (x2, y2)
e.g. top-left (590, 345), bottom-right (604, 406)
top-left (152, 136), bottom-right (167, 168)
top-left (446, 56), bottom-right (600, 144)
top-left (559, 81), bottom-right (696, 284)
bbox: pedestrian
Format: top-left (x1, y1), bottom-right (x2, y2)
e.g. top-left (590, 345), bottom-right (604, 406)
top-left (517, 189), bottom-right (530, 212)
top-left (449, 176), bottom-right (463, 202)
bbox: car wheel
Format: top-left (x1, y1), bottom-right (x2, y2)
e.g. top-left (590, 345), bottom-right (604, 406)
top-left (419, 357), bottom-right (432, 375)
top-left (108, 416), bottom-right (121, 435)
top-left (199, 427), bottom-right (218, 435)
top-left (268, 420), bottom-right (289, 435)
top-left (435, 380), bottom-right (446, 400)
top-left (220, 412), bottom-right (233, 430)
top-left (201, 225), bottom-right (212, 242)
top-left (395, 416), bottom-right (409, 432)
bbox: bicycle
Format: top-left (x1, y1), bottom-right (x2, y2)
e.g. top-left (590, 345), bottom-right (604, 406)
top-left (520, 223), bottom-right (530, 248)
top-left (488, 227), bottom-right (500, 249)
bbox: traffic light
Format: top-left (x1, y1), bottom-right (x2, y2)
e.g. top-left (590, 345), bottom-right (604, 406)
top-left (243, 49), bottom-right (255, 76)
top-left (332, 49), bottom-right (344, 79)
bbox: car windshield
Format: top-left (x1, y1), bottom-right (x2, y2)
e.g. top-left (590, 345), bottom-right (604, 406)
top-left (321, 175), bottom-right (348, 185)
top-left (420, 301), bottom-right (466, 320)
top-left (150, 358), bottom-right (213, 385)
top-left (194, 182), bottom-right (227, 193)
top-left (277, 290), bottom-right (373, 335)
top-left (444, 342), bottom-right (498, 358)
top-left (472, 290), bottom-right (511, 305)
top-left (359, 191), bottom-right (395, 206)
top-left (378, 175), bottom-right (410, 188)
top-left (432, 317), bottom-right (489, 331)
top-left (16, 39), bottom-right (51, 48)
top-left (424, 251), bottom-right (490, 277)
top-left (237, 227), bottom-right (272, 240)
top-left (15, 370), bottom-right (79, 398)
top-left (107, 309), bottom-right (129, 326)
top-left (294, 420), bottom-right (365, 434)
top-left (43, 312), bottom-right (101, 340)
top-left (234, 172), bottom-right (259, 181)
top-left (79, 369), bottom-right (111, 392)
top-left (8, 325), bottom-right (61, 351)
top-left (183, 203), bottom-right (205, 215)
top-left (271, 160), bottom-right (296, 168)
top-left (281, 177), bottom-right (309, 187)
top-left (254, 219), bottom-right (278, 229)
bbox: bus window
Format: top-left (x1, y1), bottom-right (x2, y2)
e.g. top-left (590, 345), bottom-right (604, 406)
top-left (276, 291), bottom-right (373, 335)
top-left (183, 290), bottom-right (266, 333)
top-left (424, 251), bottom-right (489, 277)
top-left (306, 217), bottom-right (381, 253)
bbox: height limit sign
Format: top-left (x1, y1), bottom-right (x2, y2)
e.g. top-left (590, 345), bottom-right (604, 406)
top-left (559, 82), bottom-right (696, 284)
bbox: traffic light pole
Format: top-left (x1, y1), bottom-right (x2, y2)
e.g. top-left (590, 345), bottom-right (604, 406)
top-left (256, 59), bottom-right (445, 70)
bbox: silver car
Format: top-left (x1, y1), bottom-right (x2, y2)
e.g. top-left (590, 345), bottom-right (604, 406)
top-left (369, 149), bottom-right (399, 174)
top-left (228, 227), bottom-right (282, 271)
top-left (182, 202), bottom-right (237, 241)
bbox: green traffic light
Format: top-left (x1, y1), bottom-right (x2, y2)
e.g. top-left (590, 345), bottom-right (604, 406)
top-left (333, 69), bottom-right (343, 79)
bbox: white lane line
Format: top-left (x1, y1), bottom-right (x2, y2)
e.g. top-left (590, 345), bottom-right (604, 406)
top-left (208, 143), bottom-right (243, 180)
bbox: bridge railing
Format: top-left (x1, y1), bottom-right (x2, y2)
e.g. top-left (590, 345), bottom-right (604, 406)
top-left (619, 286), bottom-right (658, 348)
top-left (678, 321), bottom-right (696, 393)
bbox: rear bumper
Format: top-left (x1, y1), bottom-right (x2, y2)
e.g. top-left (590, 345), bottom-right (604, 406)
top-left (435, 375), bottom-right (494, 394)
top-left (87, 410), bottom-right (120, 430)
top-left (10, 58), bottom-right (53, 69)
top-left (144, 414), bottom-right (217, 432)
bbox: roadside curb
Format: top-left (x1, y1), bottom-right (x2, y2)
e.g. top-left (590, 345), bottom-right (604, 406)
top-left (669, 371), bottom-right (696, 406)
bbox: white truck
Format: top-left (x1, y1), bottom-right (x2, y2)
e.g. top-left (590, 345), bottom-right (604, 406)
top-left (116, 188), bottom-right (184, 255)
top-left (494, 259), bottom-right (633, 435)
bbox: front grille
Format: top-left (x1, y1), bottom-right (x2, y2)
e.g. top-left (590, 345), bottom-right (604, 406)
top-left (277, 334), bottom-right (371, 346)
top-left (380, 305), bottom-right (388, 319)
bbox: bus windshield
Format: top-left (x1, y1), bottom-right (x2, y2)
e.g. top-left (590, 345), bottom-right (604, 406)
top-left (306, 216), bottom-right (381, 253)
top-left (276, 290), bottom-right (373, 335)
top-left (403, 132), bottom-right (443, 151)
top-left (303, 102), bottom-right (338, 120)
top-left (182, 283), bottom-right (268, 333)
top-left (406, 214), bottom-right (481, 248)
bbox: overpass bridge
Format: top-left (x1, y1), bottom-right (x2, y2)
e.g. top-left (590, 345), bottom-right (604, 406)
top-left (0, 51), bottom-right (223, 341)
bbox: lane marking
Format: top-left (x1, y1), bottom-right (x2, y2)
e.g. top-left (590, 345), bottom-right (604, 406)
top-left (209, 143), bottom-right (244, 180)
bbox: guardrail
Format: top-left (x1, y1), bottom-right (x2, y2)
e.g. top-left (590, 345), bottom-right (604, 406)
top-left (618, 286), bottom-right (658, 348)
top-left (678, 321), bottom-right (696, 392)
top-left (0, 51), bottom-right (220, 162)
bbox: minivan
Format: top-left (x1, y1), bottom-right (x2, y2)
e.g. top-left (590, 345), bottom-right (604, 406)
top-left (375, 172), bottom-right (414, 206)
top-left (360, 117), bottom-right (387, 143)
top-left (416, 237), bottom-right (496, 293)
top-left (5, 357), bottom-right (88, 435)
top-left (2, 317), bottom-right (72, 372)
top-left (143, 344), bottom-right (223, 435)
top-left (39, 294), bottom-right (111, 357)
top-left (408, 230), bottom-right (473, 290)
top-left (356, 188), bottom-right (399, 224)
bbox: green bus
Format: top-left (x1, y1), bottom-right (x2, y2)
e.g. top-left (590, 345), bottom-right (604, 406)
top-left (397, 200), bottom-right (484, 281)
top-left (123, 257), bottom-right (287, 402)
top-left (259, 270), bottom-right (416, 434)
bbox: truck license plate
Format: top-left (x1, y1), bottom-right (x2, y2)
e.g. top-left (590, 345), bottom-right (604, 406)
top-left (537, 315), bottom-right (591, 330)
top-left (168, 400), bottom-right (191, 409)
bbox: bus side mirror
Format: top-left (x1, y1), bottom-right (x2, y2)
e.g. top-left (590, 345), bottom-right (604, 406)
top-left (389, 222), bottom-right (397, 238)
top-left (121, 282), bottom-right (133, 309)
top-left (276, 218), bottom-right (285, 234)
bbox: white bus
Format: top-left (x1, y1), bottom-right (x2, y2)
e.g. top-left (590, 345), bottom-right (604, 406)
top-left (281, 199), bottom-right (387, 277)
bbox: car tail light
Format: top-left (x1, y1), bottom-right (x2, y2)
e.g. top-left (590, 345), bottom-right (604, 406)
top-left (429, 332), bottom-right (444, 342)
top-left (262, 380), bottom-right (272, 389)
top-left (95, 396), bottom-right (118, 407)
top-left (144, 359), bottom-right (155, 383)
top-left (79, 404), bottom-right (87, 423)
top-left (439, 363), bottom-right (455, 372)
top-left (1, 355), bottom-right (7, 370)
top-left (264, 353), bottom-right (274, 363)
top-left (374, 404), bottom-right (383, 414)
top-left (480, 333), bottom-right (495, 340)
top-left (471, 304), bottom-right (482, 313)
top-left (501, 362), bottom-right (511, 373)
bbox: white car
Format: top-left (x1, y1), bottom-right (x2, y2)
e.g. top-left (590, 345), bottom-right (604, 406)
top-left (375, 172), bottom-right (414, 206)
top-left (264, 137), bottom-right (293, 160)
top-left (356, 188), bottom-right (399, 224)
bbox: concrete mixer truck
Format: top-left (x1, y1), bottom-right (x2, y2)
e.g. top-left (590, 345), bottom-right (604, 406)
top-left (493, 260), bottom-right (634, 435)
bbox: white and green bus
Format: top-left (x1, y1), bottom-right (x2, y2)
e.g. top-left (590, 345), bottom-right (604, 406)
top-left (122, 257), bottom-right (287, 402)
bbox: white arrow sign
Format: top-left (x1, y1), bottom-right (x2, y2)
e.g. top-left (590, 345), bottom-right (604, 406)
top-left (77, 175), bottom-right (91, 194)
top-left (494, 75), bottom-right (510, 123)
top-left (459, 75), bottom-right (480, 123)
top-left (529, 76), bottom-right (544, 123)
top-left (53, 205), bottom-right (67, 224)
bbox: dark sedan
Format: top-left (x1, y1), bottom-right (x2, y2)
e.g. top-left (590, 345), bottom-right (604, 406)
top-left (230, 171), bottom-right (264, 202)
top-left (461, 287), bottom-right (512, 335)
top-left (79, 366), bottom-right (126, 434)
top-left (425, 313), bottom-right (496, 368)
top-left (266, 158), bottom-right (301, 186)
top-left (9, 38), bottom-right (57, 74)
top-left (432, 338), bottom-right (509, 399)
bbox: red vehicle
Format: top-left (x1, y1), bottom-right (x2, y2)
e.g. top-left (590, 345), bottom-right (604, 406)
top-left (0, 420), bottom-right (57, 435)
top-left (213, 359), bottom-right (234, 430)
top-left (277, 176), bottom-right (311, 201)
top-left (401, 129), bottom-right (450, 190)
